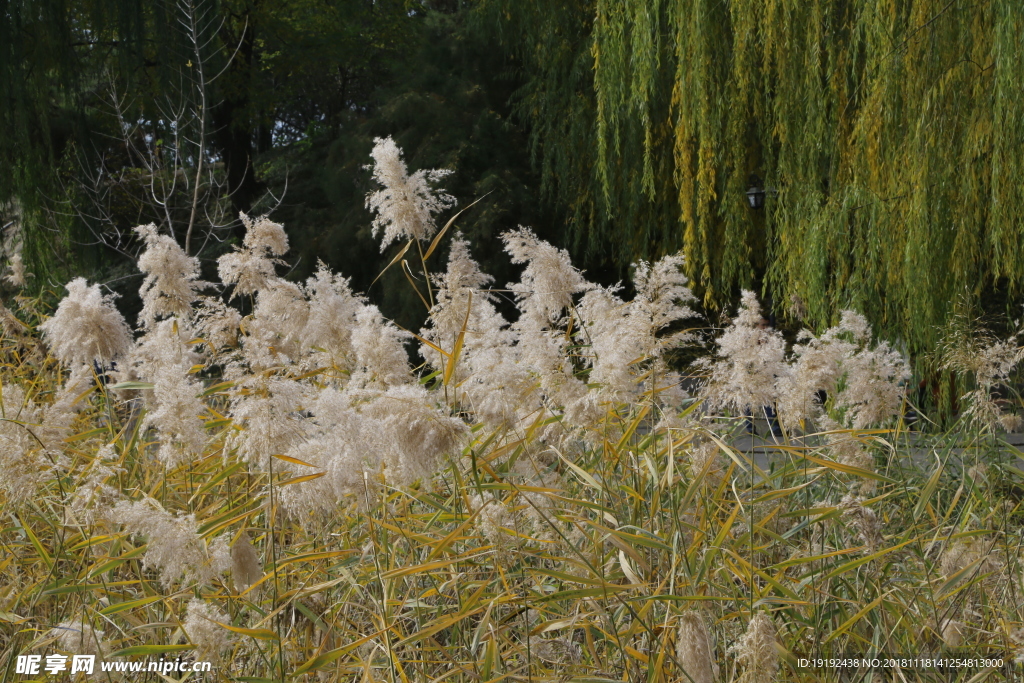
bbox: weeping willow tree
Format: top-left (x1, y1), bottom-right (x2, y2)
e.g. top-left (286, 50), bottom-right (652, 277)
top-left (481, 0), bottom-right (1024, 354)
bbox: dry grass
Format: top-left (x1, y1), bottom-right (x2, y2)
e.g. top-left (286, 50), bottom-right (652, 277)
top-left (3, 142), bottom-right (1024, 681)
top-left (1, 308), bottom-right (1023, 682)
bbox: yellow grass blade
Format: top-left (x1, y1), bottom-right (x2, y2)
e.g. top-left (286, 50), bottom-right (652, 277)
top-left (279, 471), bottom-right (327, 486)
top-left (821, 538), bottom-right (916, 581)
top-left (292, 627), bottom-right (389, 675)
top-left (401, 258), bottom-right (433, 310)
top-left (272, 453), bottom-right (318, 468)
top-left (443, 291), bottom-right (471, 386)
top-left (422, 193), bottom-right (491, 261)
top-left (214, 622), bottom-right (280, 640)
top-left (371, 238), bottom-right (415, 288)
top-left (801, 451), bottom-right (896, 483)
top-left (822, 591), bottom-right (889, 644)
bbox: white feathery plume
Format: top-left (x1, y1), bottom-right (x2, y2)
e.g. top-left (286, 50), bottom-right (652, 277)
top-left (248, 278), bottom-right (310, 365)
top-left (513, 303), bottom-right (598, 428)
top-left (122, 316), bottom-right (201, 393)
top-left (467, 482), bottom-right (565, 557)
top-left (501, 227), bottom-right (600, 428)
top-left (467, 492), bottom-right (515, 556)
top-left (427, 234), bottom-right (496, 341)
top-left (39, 278), bottom-right (133, 367)
top-left (777, 310), bottom-right (908, 429)
top-left (0, 383), bottom-right (48, 504)
top-left (731, 612), bottom-right (779, 683)
top-left (223, 280), bottom-right (310, 385)
top-left (422, 236), bottom-right (532, 427)
top-left (195, 296), bottom-right (242, 352)
top-left (51, 617), bottom-right (109, 659)
top-left (675, 610), bottom-right (718, 683)
top-left (300, 262), bottom-right (363, 372)
top-left (279, 382), bottom-right (467, 515)
top-left (351, 305), bottom-right (413, 388)
top-left (5, 251), bottom-right (26, 287)
top-left (941, 317), bottom-right (1024, 432)
top-left (577, 256), bottom-right (696, 401)
top-left (240, 212), bottom-right (289, 256)
top-left (217, 213), bottom-right (289, 298)
top-left (775, 330), bottom-right (850, 428)
top-left (577, 284), bottom-right (646, 399)
top-left (360, 383), bottom-right (468, 488)
top-left (123, 320), bottom-right (207, 467)
top-left (67, 444), bottom-right (122, 527)
top-left (135, 223), bottom-right (206, 328)
top-left (686, 440), bottom-right (725, 489)
top-left (278, 387), bottom-right (382, 517)
top-left (183, 598), bottom-right (236, 663)
top-left (503, 226), bottom-right (593, 323)
top-left (0, 366), bottom-right (91, 505)
top-left (111, 497), bottom-right (230, 588)
top-left (365, 136), bottom-right (455, 250)
top-left (631, 254), bottom-right (698, 340)
top-left (459, 342), bottom-right (536, 429)
top-left (700, 290), bottom-right (786, 415)
top-left (838, 343), bottom-right (908, 428)
top-left (225, 374), bottom-right (309, 470)
top-left (217, 245), bottom-right (274, 297)
top-left (38, 363), bottom-right (94, 455)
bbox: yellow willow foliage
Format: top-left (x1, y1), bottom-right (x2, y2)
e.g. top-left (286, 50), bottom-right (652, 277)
top-left (522, 0), bottom-right (1024, 353)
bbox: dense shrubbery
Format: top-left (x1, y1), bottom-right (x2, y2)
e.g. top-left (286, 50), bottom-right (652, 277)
top-left (2, 141), bottom-right (1024, 681)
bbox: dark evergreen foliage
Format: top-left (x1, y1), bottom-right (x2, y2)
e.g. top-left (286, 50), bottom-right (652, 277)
top-left (5, 0), bottom-right (1023, 360)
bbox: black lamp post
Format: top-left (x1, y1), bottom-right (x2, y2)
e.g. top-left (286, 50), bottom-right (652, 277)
top-left (746, 174), bottom-right (766, 209)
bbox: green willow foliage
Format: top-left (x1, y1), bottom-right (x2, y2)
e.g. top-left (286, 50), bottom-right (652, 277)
top-left (483, 0), bottom-right (1024, 353)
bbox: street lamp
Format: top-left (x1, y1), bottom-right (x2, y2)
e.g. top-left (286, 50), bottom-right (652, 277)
top-left (746, 174), bottom-right (765, 209)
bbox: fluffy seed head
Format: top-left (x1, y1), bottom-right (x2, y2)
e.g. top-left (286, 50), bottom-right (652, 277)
top-left (503, 226), bottom-right (593, 322)
top-left (133, 320), bottom-right (208, 467)
top-left (230, 530), bottom-right (262, 593)
top-left (365, 136), bottom-right (455, 250)
top-left (217, 213), bottom-right (289, 298)
top-left (241, 213), bottom-right (289, 256)
top-left (941, 619), bottom-right (966, 648)
top-left (5, 252), bottom-right (26, 287)
top-left (0, 383), bottom-right (47, 504)
top-left (135, 223), bottom-right (205, 327)
top-left (39, 278), bottom-right (133, 366)
top-left (361, 383), bottom-right (468, 487)
top-left (840, 495), bottom-right (883, 552)
top-left (67, 444), bottom-right (122, 526)
top-left (700, 290), bottom-right (786, 414)
top-left (51, 618), bottom-right (109, 659)
top-left (111, 498), bottom-right (230, 588)
top-left (195, 296), bottom-right (242, 351)
top-left (732, 612), bottom-right (779, 683)
top-left (301, 263), bottom-right (363, 370)
top-left (183, 598), bottom-right (235, 663)
top-left (351, 305), bottom-right (413, 387)
top-left (675, 611), bottom-right (718, 683)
